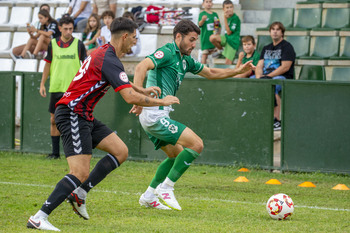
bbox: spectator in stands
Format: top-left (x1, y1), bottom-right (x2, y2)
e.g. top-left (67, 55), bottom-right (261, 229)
top-left (39, 16), bottom-right (86, 159)
top-left (19, 10), bottom-right (60, 59)
top-left (68, 0), bottom-right (92, 28)
top-left (209, 0), bottom-right (240, 65)
top-left (98, 10), bottom-right (115, 45)
top-left (234, 35), bottom-right (260, 78)
top-left (255, 21), bottom-right (296, 130)
top-left (10, 4), bottom-right (51, 61)
top-left (83, 13), bottom-right (101, 55)
top-left (120, 11), bottom-right (141, 57)
top-left (92, 0), bottom-right (117, 17)
top-left (198, 0), bottom-right (221, 64)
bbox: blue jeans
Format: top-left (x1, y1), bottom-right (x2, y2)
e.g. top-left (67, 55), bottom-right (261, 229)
top-left (250, 75), bottom-right (286, 94)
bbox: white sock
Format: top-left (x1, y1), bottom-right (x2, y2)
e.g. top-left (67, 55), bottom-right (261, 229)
top-left (34, 210), bottom-right (48, 219)
top-left (144, 187), bottom-right (155, 199)
top-left (161, 177), bottom-right (175, 189)
top-left (74, 187), bottom-right (87, 199)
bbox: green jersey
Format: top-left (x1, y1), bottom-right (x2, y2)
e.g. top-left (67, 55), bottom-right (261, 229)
top-left (242, 50), bottom-right (260, 66)
top-left (146, 41), bottom-right (204, 98)
top-left (225, 13), bottom-right (241, 50)
top-left (198, 11), bottom-right (220, 50)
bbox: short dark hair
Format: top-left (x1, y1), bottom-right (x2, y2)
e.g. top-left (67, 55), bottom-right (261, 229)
top-left (223, 0), bottom-right (233, 7)
top-left (101, 10), bottom-right (115, 19)
top-left (110, 17), bottom-right (138, 35)
top-left (59, 15), bottom-right (74, 26)
top-left (269, 21), bottom-right (285, 37)
top-left (242, 35), bottom-right (255, 45)
top-left (173, 19), bottom-right (200, 40)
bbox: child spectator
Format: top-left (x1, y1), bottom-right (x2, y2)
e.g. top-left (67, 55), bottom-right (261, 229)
top-left (98, 10), bottom-right (115, 45)
top-left (234, 35), bottom-right (260, 78)
top-left (210, 0), bottom-right (240, 65)
top-left (10, 4), bottom-right (51, 61)
top-left (121, 11), bottom-right (141, 57)
top-left (198, 0), bottom-right (221, 64)
top-left (83, 13), bottom-right (101, 55)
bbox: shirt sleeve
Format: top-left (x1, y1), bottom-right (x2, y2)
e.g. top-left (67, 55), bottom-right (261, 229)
top-left (44, 41), bottom-right (53, 63)
top-left (187, 56), bottom-right (204, 74)
top-left (78, 40), bottom-right (87, 62)
top-left (101, 52), bottom-right (132, 92)
top-left (281, 42), bottom-right (296, 62)
top-left (146, 47), bottom-right (172, 69)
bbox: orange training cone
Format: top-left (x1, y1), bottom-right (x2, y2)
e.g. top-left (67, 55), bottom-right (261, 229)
top-left (234, 176), bottom-right (249, 182)
top-left (265, 179), bottom-right (282, 185)
top-left (238, 168), bottom-right (250, 172)
top-left (332, 184), bottom-right (350, 190)
top-left (298, 181), bottom-right (316, 188)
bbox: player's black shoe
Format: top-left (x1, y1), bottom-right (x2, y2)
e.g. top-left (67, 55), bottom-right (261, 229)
top-left (47, 154), bottom-right (60, 159)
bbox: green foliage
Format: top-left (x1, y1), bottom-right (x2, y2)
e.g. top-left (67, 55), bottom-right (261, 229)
top-left (0, 152), bottom-right (349, 232)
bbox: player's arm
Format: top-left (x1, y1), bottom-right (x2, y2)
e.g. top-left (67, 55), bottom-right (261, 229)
top-left (198, 15), bottom-right (207, 27)
top-left (39, 62), bottom-right (51, 97)
top-left (198, 60), bottom-right (254, 80)
top-left (134, 58), bottom-right (155, 87)
top-left (119, 87), bottom-right (179, 107)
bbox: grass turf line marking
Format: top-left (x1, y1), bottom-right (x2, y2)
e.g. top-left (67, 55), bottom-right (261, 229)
top-left (1, 181), bottom-right (349, 212)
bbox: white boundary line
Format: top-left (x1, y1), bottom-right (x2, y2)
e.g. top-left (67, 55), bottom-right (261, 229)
top-left (1, 181), bottom-right (349, 212)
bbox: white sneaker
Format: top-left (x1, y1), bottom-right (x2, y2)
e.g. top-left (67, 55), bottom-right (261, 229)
top-left (27, 216), bottom-right (60, 231)
top-left (155, 186), bottom-right (182, 210)
top-left (67, 192), bottom-right (90, 220)
top-left (139, 193), bottom-right (171, 210)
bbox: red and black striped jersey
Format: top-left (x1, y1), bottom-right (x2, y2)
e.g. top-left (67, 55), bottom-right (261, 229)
top-left (56, 43), bottom-right (132, 121)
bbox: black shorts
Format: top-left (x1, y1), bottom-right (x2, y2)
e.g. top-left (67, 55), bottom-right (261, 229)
top-left (49, 92), bottom-right (64, 114)
top-left (54, 105), bottom-right (113, 157)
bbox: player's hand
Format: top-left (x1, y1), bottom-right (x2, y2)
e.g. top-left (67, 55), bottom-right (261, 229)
top-left (236, 60), bottom-right (255, 74)
top-left (201, 15), bottom-right (207, 22)
top-left (162, 95), bottom-right (180, 106)
top-left (129, 104), bottom-right (143, 116)
top-left (39, 85), bottom-right (46, 97)
top-left (144, 86), bottom-right (161, 98)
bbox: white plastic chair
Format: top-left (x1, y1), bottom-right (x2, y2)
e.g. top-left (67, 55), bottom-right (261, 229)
top-left (0, 32), bottom-right (11, 51)
top-left (11, 32), bottom-right (30, 48)
top-left (72, 32), bottom-right (83, 41)
top-left (0, 58), bottom-right (13, 71)
top-left (7, 7), bottom-right (32, 26)
top-left (14, 59), bottom-right (38, 72)
top-left (38, 59), bottom-right (46, 73)
top-left (54, 7), bottom-right (68, 20)
top-left (0, 6), bottom-right (9, 24)
top-left (137, 34), bottom-right (157, 57)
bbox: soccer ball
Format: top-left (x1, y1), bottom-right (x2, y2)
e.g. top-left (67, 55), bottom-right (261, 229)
top-left (266, 193), bottom-right (294, 220)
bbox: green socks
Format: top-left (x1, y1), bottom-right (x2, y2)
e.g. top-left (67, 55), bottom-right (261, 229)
top-left (150, 157), bottom-right (175, 189)
top-left (167, 148), bottom-right (199, 182)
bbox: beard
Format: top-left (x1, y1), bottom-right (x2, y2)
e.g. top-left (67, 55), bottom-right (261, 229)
top-left (179, 40), bottom-right (192, 56)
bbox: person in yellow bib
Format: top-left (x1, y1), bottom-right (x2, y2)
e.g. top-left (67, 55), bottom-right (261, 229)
top-left (39, 15), bottom-right (87, 159)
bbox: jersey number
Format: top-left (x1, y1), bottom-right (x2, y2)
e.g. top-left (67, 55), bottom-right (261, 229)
top-left (73, 56), bottom-right (92, 81)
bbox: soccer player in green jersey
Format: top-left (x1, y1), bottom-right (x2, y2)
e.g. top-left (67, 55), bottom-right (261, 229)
top-left (210, 0), bottom-right (241, 65)
top-left (130, 19), bottom-right (254, 210)
top-left (198, 0), bottom-right (221, 64)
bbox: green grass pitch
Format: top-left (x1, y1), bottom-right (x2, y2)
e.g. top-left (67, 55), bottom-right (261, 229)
top-left (0, 151), bottom-right (349, 232)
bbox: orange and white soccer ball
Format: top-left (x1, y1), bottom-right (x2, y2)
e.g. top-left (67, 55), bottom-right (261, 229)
top-left (266, 193), bottom-right (294, 220)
